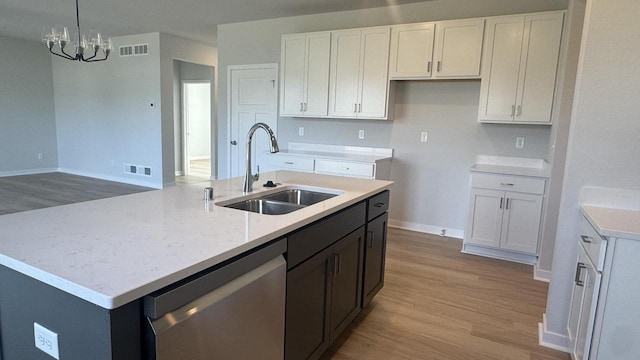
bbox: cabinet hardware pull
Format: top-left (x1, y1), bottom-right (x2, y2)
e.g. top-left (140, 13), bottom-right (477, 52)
top-left (373, 202), bottom-right (386, 208)
top-left (437, 61), bottom-right (442, 72)
top-left (358, 103), bottom-right (362, 113)
top-left (284, 161), bottom-right (294, 165)
top-left (574, 262), bottom-right (586, 286)
top-left (499, 198), bottom-right (504, 209)
top-left (354, 103), bottom-right (358, 113)
top-left (339, 167), bottom-right (350, 170)
top-left (580, 235), bottom-right (592, 244)
top-left (230, 140), bottom-right (237, 145)
top-left (505, 198), bottom-right (510, 210)
top-left (500, 183), bottom-right (514, 186)
top-left (517, 105), bottom-right (522, 117)
top-left (334, 254), bottom-right (341, 275)
top-left (427, 61), bottom-right (432, 73)
top-left (304, 103), bottom-right (308, 111)
top-left (511, 105), bottom-right (516, 117)
top-left (300, 102), bottom-right (303, 112)
top-left (367, 231), bottom-right (374, 248)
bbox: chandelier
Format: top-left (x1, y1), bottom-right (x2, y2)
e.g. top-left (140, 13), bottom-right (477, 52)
top-left (42, 0), bottom-right (113, 62)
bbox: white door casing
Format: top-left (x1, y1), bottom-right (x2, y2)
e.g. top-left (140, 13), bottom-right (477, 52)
top-left (227, 64), bottom-right (278, 178)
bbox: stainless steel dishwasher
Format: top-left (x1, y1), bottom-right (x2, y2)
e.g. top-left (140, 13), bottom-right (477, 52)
top-left (144, 239), bottom-right (286, 360)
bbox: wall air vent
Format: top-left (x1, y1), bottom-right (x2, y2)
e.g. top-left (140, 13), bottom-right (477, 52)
top-left (124, 163), bottom-right (152, 177)
top-left (119, 44), bottom-right (149, 57)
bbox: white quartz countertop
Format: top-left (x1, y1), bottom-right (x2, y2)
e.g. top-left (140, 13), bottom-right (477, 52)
top-left (470, 155), bottom-right (550, 178)
top-left (0, 171), bottom-right (392, 309)
top-left (271, 142), bottom-right (393, 162)
top-left (581, 206), bottom-right (640, 241)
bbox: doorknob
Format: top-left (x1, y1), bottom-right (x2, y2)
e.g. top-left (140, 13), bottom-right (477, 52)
top-left (230, 140), bottom-right (237, 145)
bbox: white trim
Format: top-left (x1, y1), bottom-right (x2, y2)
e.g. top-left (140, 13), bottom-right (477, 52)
top-left (462, 243), bottom-right (537, 265)
top-left (188, 155), bottom-right (211, 161)
top-left (58, 168), bottom-right (161, 189)
top-left (534, 263), bottom-right (552, 282)
top-left (539, 313), bottom-right (571, 353)
top-left (388, 219), bottom-right (464, 239)
top-left (0, 168), bottom-right (58, 177)
top-left (175, 171), bottom-right (184, 176)
top-left (226, 63), bottom-right (279, 178)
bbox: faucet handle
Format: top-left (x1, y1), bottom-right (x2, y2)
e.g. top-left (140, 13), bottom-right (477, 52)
top-left (254, 165), bottom-right (260, 182)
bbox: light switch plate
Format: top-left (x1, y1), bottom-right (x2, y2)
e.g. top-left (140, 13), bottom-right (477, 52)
top-left (298, 127), bottom-right (304, 136)
top-left (34, 322), bottom-right (59, 359)
top-left (358, 130), bottom-right (365, 139)
top-left (420, 132), bottom-right (428, 143)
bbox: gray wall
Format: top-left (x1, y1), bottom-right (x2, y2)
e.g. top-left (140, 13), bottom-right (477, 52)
top-left (53, 33), bottom-right (163, 188)
top-left (0, 35), bottom-right (58, 175)
top-left (217, 0), bottom-right (566, 234)
top-left (544, 0), bottom-right (640, 346)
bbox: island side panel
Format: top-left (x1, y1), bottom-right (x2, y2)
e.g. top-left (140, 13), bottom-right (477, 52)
top-left (0, 266), bottom-right (141, 360)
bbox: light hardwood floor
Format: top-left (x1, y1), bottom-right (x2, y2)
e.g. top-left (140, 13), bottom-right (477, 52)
top-left (322, 228), bottom-right (569, 360)
top-left (0, 172), bottom-right (151, 215)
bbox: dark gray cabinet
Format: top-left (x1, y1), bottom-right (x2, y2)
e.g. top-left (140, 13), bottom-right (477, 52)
top-left (362, 212), bottom-right (388, 308)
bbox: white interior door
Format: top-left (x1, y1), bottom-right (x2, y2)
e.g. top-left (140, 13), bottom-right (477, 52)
top-left (228, 64), bottom-right (278, 178)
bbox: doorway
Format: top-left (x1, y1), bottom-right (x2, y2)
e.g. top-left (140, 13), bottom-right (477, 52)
top-left (227, 64), bottom-right (278, 178)
top-left (182, 81), bottom-right (212, 178)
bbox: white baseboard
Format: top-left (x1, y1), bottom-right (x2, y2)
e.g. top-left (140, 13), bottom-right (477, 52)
top-left (59, 168), bottom-right (161, 189)
top-left (188, 156), bottom-right (210, 161)
top-left (388, 219), bottom-right (464, 239)
top-left (462, 243), bottom-right (537, 265)
top-left (0, 168), bottom-right (58, 177)
top-left (534, 264), bottom-right (552, 282)
top-left (175, 171), bottom-right (184, 176)
top-left (539, 313), bottom-right (571, 353)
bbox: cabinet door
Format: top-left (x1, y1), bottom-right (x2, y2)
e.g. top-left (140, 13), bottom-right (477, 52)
top-left (329, 227), bottom-right (365, 342)
top-left (572, 246), bottom-right (600, 360)
top-left (357, 27), bottom-right (391, 118)
top-left (362, 213), bottom-right (388, 308)
top-left (499, 192), bottom-right (543, 254)
top-left (478, 16), bottom-right (524, 122)
top-left (433, 19), bottom-right (485, 78)
top-left (465, 188), bottom-right (503, 248)
top-left (280, 34), bottom-right (306, 116)
top-left (329, 30), bottom-right (361, 118)
top-left (304, 32), bottom-right (331, 116)
top-left (515, 12), bottom-right (564, 123)
top-left (285, 246), bottom-right (334, 360)
top-left (388, 23), bottom-right (435, 79)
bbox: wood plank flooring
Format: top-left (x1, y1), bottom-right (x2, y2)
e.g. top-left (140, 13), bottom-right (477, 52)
top-left (322, 228), bottom-right (569, 360)
top-left (0, 172), bottom-right (152, 215)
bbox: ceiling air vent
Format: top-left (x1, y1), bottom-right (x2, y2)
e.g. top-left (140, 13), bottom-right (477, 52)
top-left (119, 44), bottom-right (149, 57)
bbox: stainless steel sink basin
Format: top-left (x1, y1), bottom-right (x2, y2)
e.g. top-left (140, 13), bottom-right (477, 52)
top-left (225, 198), bottom-right (304, 215)
top-left (260, 189), bottom-right (338, 206)
top-left (218, 187), bottom-right (341, 215)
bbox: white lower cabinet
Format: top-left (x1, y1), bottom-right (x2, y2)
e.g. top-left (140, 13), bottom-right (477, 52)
top-left (463, 173), bottom-right (545, 263)
top-left (567, 214), bottom-right (640, 360)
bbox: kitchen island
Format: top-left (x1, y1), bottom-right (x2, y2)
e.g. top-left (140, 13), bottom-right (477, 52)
top-left (0, 171), bottom-right (392, 359)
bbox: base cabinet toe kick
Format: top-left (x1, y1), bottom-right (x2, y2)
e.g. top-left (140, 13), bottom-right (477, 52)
top-left (0, 191), bottom-right (389, 360)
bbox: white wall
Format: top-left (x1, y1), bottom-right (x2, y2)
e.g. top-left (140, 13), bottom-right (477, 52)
top-left (217, 0), bottom-right (567, 234)
top-left (543, 0), bottom-right (640, 348)
top-left (0, 35), bottom-right (58, 175)
top-left (54, 33), bottom-right (163, 188)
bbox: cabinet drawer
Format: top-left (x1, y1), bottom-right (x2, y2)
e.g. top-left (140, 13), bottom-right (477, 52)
top-left (579, 214), bottom-right (607, 272)
top-left (288, 202), bottom-right (366, 269)
top-left (367, 191), bottom-right (389, 221)
top-left (266, 154), bottom-right (314, 172)
top-left (470, 173), bottom-right (546, 194)
top-left (315, 160), bottom-right (374, 178)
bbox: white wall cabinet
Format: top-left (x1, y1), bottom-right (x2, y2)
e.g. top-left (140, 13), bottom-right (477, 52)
top-left (389, 19), bottom-right (485, 80)
top-left (280, 32), bottom-right (331, 117)
top-left (328, 27), bottom-right (392, 119)
top-left (463, 173), bottom-right (545, 263)
top-left (478, 12), bottom-right (564, 124)
top-left (567, 212), bottom-right (640, 360)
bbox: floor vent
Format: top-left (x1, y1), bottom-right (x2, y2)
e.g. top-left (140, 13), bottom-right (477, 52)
top-left (119, 44), bottom-right (149, 57)
top-left (124, 164), bottom-right (152, 177)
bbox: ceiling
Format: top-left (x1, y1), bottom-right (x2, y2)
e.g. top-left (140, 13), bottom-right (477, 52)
top-left (0, 0), bottom-right (434, 46)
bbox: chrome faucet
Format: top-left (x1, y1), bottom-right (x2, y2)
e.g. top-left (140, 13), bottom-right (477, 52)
top-left (244, 122), bottom-right (279, 192)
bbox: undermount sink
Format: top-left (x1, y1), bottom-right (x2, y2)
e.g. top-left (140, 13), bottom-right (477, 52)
top-left (219, 187), bottom-right (340, 215)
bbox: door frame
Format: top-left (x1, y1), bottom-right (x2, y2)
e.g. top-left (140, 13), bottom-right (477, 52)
top-left (226, 63), bottom-right (279, 178)
top-left (182, 80), bottom-right (212, 176)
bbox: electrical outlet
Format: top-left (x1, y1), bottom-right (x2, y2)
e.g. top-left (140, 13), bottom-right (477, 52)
top-left (37, 153), bottom-right (44, 160)
top-left (358, 130), bottom-right (365, 139)
top-left (298, 127), bottom-right (304, 136)
top-left (420, 132), bottom-right (428, 143)
top-left (516, 137), bottom-right (525, 149)
top-left (34, 323), bottom-right (59, 359)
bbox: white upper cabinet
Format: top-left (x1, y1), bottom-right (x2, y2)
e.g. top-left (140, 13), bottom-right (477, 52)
top-left (280, 32), bottom-right (331, 117)
top-left (478, 11), bottom-right (564, 124)
top-left (329, 27), bottom-right (392, 119)
top-left (389, 19), bottom-right (484, 80)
